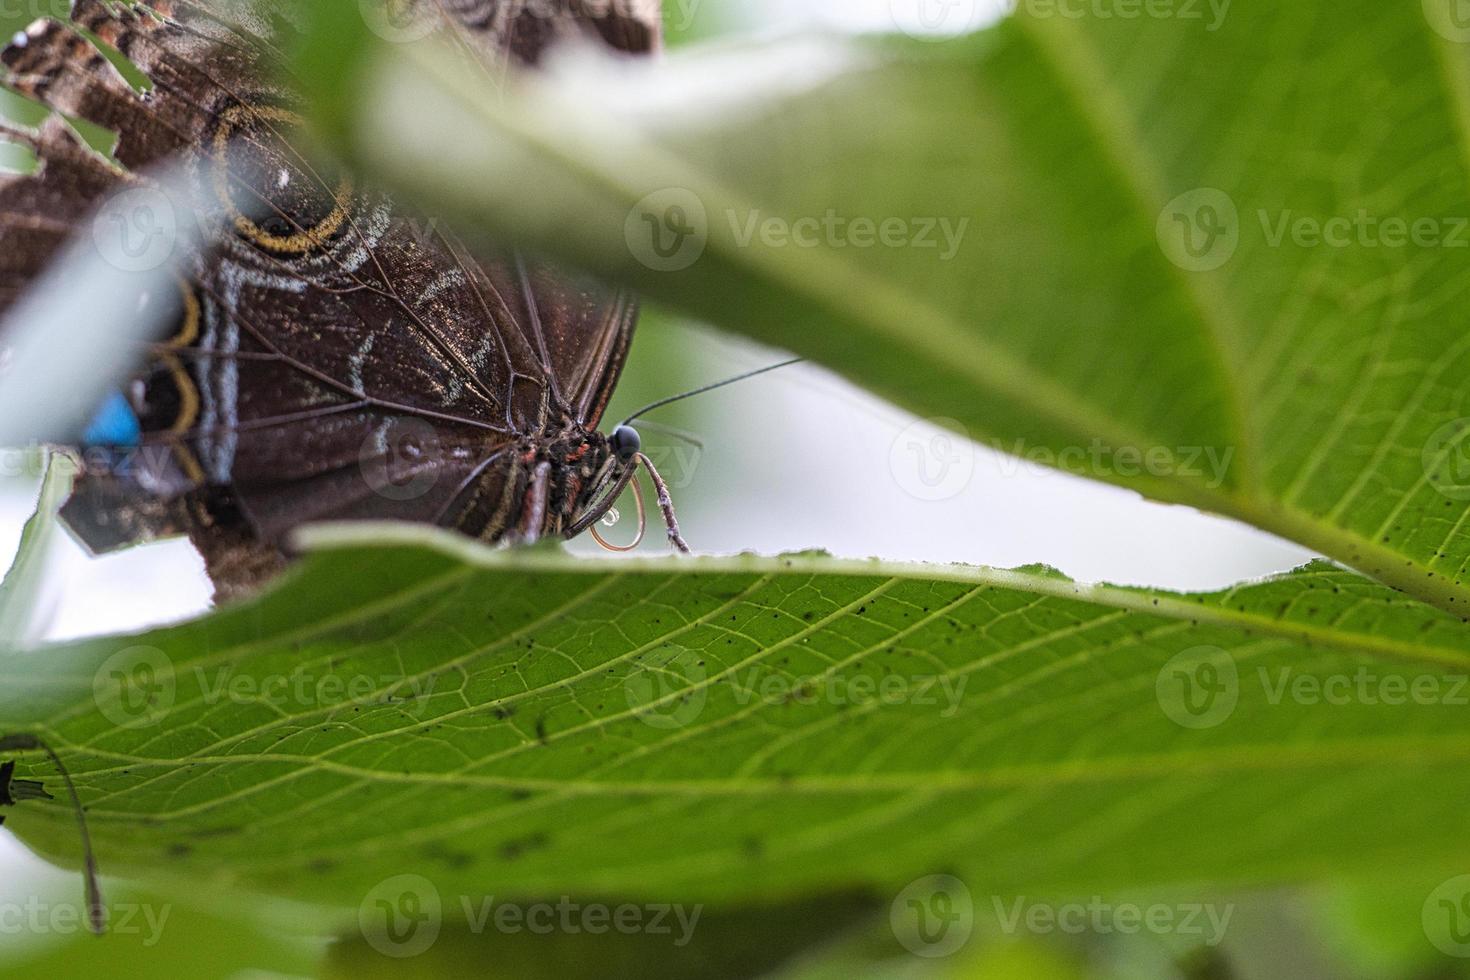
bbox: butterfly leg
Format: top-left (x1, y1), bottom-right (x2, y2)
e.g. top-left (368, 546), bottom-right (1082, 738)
top-left (635, 453), bottom-right (691, 554)
top-left (514, 461), bottom-right (554, 546)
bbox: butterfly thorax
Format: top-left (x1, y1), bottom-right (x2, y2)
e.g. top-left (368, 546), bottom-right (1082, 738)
top-left (467, 426), bottom-right (622, 544)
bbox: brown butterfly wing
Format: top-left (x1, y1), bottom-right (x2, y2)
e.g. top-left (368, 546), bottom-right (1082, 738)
top-left (4, 2), bottom-right (519, 533)
top-left (419, 0), bottom-right (659, 425)
top-left (0, 115), bottom-right (119, 311)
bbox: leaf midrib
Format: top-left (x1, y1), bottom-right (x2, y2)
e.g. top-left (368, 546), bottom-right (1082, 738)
top-left (48, 734), bottom-right (1470, 820)
top-left (1009, 13), bottom-right (1259, 488)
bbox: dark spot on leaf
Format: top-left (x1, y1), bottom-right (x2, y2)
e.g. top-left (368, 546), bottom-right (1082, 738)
top-left (499, 832), bottom-right (550, 861)
top-left (424, 842), bottom-right (474, 869)
top-left (194, 825), bottom-right (244, 839)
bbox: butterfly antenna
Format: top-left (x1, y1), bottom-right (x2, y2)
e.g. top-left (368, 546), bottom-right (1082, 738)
top-left (621, 358), bottom-right (802, 426)
top-left (0, 734), bottom-right (104, 934)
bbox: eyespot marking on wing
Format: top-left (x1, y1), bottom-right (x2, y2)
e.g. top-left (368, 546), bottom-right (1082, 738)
top-left (210, 103), bottom-right (354, 255)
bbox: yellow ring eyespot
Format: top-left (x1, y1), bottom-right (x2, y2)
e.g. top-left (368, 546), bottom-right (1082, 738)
top-left (162, 275), bottom-right (204, 485)
top-left (171, 274), bottom-right (200, 348)
top-left (211, 103), bottom-right (354, 254)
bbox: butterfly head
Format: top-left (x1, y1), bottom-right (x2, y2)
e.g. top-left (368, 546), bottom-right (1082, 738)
top-left (608, 425), bottom-right (642, 464)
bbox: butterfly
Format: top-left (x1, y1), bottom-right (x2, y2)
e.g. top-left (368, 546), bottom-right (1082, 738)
top-left (0, 0), bottom-right (675, 602)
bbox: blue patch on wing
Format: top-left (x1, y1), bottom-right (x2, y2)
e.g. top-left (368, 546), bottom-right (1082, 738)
top-left (83, 391), bottom-right (142, 447)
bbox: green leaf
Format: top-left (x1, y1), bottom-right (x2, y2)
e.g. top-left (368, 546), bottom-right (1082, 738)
top-left (9, 3), bottom-right (1470, 972)
top-left (0, 451), bottom-right (74, 645)
top-left (5, 524), bottom-right (1470, 918)
top-left (295, 0), bottom-right (1470, 613)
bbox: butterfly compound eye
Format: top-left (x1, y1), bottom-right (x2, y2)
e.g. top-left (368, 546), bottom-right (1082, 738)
top-left (610, 425), bottom-right (642, 463)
